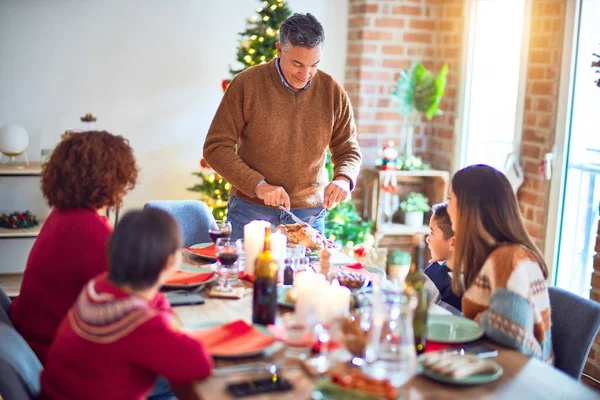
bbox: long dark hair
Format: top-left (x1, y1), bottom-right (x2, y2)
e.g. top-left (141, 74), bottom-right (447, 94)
top-left (108, 208), bottom-right (181, 290)
top-left (451, 165), bottom-right (548, 294)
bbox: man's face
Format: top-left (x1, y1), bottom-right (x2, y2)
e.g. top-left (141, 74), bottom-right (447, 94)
top-left (276, 42), bottom-right (321, 89)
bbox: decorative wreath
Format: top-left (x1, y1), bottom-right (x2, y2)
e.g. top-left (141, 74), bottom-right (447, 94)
top-left (0, 211), bottom-right (39, 229)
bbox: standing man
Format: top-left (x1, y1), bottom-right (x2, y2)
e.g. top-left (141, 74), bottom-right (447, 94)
top-left (204, 13), bottom-right (362, 240)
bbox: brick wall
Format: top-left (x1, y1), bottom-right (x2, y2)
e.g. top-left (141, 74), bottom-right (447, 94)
top-left (345, 0), bottom-right (464, 212)
top-left (585, 216), bottom-right (600, 380)
top-left (345, 0), bottom-right (600, 382)
top-left (518, 0), bottom-right (566, 251)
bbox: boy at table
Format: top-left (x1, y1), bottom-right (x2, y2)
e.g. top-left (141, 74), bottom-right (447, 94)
top-left (40, 209), bottom-right (212, 400)
top-left (424, 202), bottom-right (463, 315)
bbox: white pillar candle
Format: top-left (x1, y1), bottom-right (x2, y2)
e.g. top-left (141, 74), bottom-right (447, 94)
top-left (270, 230), bottom-right (287, 281)
top-left (295, 272), bottom-right (327, 325)
top-left (318, 279), bottom-right (351, 324)
top-left (243, 220), bottom-right (271, 276)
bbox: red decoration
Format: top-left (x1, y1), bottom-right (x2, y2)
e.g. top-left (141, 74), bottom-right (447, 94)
top-left (200, 158), bottom-right (211, 170)
top-left (221, 79), bottom-right (231, 92)
top-left (353, 246), bottom-right (369, 258)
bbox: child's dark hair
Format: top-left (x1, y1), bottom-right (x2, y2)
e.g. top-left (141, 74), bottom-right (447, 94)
top-left (108, 208), bottom-right (181, 290)
top-left (431, 202), bottom-right (454, 240)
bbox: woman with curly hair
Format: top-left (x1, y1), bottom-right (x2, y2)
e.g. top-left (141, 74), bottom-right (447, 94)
top-left (10, 131), bottom-right (138, 364)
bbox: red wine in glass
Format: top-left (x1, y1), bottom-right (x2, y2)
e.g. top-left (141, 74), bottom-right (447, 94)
top-left (209, 230), bottom-right (229, 243)
top-left (217, 251), bottom-right (239, 266)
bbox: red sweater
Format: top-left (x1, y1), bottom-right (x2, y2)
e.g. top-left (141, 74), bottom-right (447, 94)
top-left (10, 208), bottom-right (112, 364)
top-left (40, 274), bottom-right (212, 400)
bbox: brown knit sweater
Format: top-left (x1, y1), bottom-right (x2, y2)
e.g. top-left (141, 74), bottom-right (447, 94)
top-left (203, 59), bottom-right (362, 209)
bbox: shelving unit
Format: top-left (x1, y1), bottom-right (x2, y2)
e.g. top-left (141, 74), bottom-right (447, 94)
top-left (361, 167), bottom-right (450, 247)
top-left (0, 161), bottom-right (44, 296)
top-left (0, 162), bottom-right (42, 176)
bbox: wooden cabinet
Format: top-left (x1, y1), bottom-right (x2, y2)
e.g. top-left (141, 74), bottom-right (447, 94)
top-left (361, 167), bottom-right (450, 247)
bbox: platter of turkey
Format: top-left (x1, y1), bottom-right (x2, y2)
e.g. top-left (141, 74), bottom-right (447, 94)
top-left (276, 223), bottom-right (340, 251)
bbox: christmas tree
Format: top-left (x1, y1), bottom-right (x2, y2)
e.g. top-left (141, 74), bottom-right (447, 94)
top-left (188, 159), bottom-right (231, 220)
top-left (323, 150), bottom-right (373, 246)
top-left (229, 0), bottom-right (293, 76)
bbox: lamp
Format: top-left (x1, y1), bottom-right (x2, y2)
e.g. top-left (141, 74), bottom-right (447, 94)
top-left (0, 124), bottom-right (29, 164)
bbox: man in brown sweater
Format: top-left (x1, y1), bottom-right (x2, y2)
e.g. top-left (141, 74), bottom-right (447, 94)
top-left (203, 13), bottom-right (362, 240)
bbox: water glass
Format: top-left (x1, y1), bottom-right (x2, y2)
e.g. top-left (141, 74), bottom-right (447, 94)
top-left (362, 287), bottom-right (418, 388)
top-left (282, 313), bottom-right (314, 360)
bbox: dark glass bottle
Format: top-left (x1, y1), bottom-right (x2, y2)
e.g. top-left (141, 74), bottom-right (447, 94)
top-left (252, 227), bottom-right (278, 325)
top-left (404, 235), bottom-right (428, 354)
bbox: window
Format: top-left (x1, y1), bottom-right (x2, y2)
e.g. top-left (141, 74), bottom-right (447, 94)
top-left (458, 0), bottom-right (530, 171)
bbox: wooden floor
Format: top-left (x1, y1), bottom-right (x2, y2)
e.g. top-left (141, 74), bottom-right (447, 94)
top-left (0, 273), bottom-right (23, 298)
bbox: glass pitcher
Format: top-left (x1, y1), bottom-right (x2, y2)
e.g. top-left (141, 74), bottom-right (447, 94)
top-left (362, 282), bottom-right (418, 388)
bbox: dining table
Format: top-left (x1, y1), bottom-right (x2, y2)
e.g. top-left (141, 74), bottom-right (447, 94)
top-left (170, 251), bottom-right (600, 400)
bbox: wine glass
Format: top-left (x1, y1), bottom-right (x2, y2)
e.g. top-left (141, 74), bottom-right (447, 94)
top-left (216, 238), bottom-right (239, 292)
top-left (209, 220), bottom-right (232, 243)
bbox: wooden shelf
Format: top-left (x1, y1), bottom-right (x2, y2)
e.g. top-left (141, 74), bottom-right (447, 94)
top-left (0, 162), bottom-right (42, 176)
top-left (0, 219), bottom-right (44, 239)
top-left (377, 223), bottom-right (430, 236)
top-left (0, 273), bottom-right (23, 297)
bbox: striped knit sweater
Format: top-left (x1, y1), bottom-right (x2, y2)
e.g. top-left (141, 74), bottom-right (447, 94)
top-left (462, 245), bottom-right (554, 363)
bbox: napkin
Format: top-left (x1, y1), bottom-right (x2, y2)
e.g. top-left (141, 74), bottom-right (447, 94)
top-left (165, 270), bottom-right (214, 285)
top-left (239, 272), bottom-right (281, 284)
top-left (185, 244), bottom-right (217, 258)
top-left (189, 319), bottom-right (277, 357)
top-left (424, 340), bottom-right (465, 353)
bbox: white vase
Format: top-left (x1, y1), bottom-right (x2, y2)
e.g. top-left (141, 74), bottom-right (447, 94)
top-left (404, 211), bottom-right (424, 228)
top-left (0, 124), bottom-right (29, 161)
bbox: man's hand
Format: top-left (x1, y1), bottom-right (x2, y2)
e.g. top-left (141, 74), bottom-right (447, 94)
top-left (255, 182), bottom-right (291, 210)
top-left (324, 178), bottom-right (351, 210)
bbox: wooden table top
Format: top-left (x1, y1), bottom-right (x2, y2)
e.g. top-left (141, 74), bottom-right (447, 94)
top-left (173, 253), bottom-right (600, 400)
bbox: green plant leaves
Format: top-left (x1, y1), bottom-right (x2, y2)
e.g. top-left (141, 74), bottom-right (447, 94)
top-left (392, 62), bottom-right (449, 120)
top-left (399, 192), bottom-right (431, 213)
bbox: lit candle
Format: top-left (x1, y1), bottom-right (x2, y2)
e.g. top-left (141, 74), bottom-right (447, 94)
top-left (243, 220), bottom-right (271, 276)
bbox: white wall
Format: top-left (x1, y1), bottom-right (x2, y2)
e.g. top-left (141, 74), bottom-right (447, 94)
top-left (0, 0), bottom-right (348, 273)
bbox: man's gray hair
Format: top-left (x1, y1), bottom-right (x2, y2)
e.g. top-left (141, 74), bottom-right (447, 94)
top-left (279, 13), bottom-right (325, 48)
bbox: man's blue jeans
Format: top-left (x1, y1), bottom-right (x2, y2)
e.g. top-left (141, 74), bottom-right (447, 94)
top-left (227, 195), bottom-right (326, 241)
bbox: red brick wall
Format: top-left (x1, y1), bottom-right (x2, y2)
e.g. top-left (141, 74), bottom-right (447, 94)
top-left (345, 0), bottom-right (464, 213)
top-left (585, 220), bottom-right (600, 380)
top-left (345, 0), bottom-right (600, 382)
top-left (518, 0), bottom-right (566, 251)
top-left (345, 0), bottom-right (463, 171)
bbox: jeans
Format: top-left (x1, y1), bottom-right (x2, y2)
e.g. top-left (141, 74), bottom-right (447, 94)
top-left (227, 196), bottom-right (326, 241)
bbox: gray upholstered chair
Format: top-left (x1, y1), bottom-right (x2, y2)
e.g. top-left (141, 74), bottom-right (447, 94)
top-left (0, 322), bottom-right (42, 399)
top-left (143, 200), bottom-right (216, 247)
top-left (549, 286), bottom-right (600, 379)
top-left (0, 285), bottom-right (13, 327)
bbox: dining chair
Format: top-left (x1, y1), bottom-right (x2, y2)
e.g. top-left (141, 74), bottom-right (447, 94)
top-left (143, 200), bottom-right (216, 247)
top-left (549, 286), bottom-right (600, 380)
top-left (0, 322), bottom-right (42, 400)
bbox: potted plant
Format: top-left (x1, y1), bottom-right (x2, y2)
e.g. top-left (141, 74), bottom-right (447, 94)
top-left (387, 250), bottom-right (412, 283)
top-left (400, 192), bottom-right (430, 228)
top-left (391, 62), bottom-right (448, 167)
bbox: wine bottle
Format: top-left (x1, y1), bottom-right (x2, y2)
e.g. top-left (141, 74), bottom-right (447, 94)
top-left (404, 234), bottom-right (428, 354)
top-left (252, 226), bottom-right (279, 325)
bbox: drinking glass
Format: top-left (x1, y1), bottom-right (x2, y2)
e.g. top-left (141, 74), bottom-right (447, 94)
top-left (282, 313), bottom-right (314, 360)
top-left (215, 238), bottom-right (239, 291)
top-left (209, 220), bottom-right (232, 243)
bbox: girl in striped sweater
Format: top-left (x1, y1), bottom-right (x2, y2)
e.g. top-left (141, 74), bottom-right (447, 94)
top-left (447, 164), bottom-right (553, 363)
